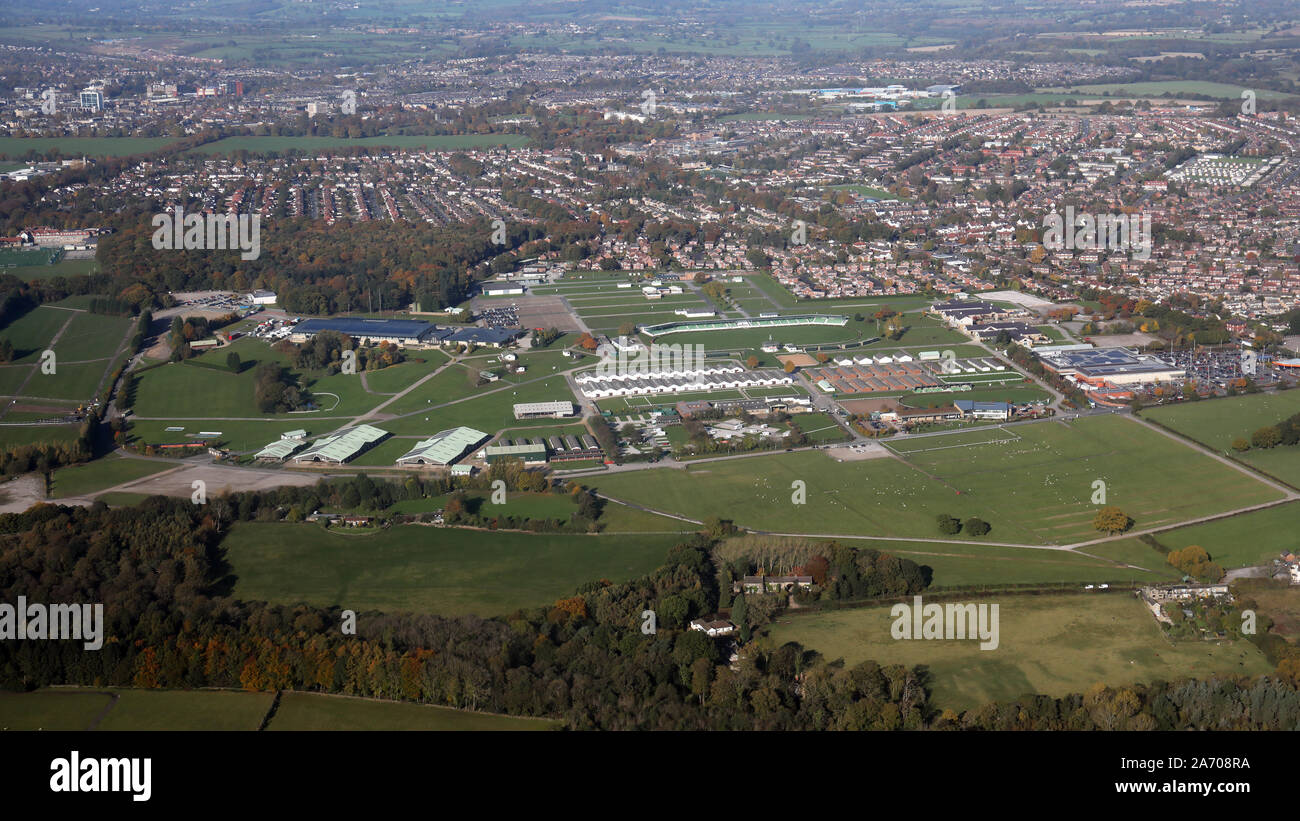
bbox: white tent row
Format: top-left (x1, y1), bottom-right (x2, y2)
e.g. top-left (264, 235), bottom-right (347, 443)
top-left (575, 365), bottom-right (744, 384)
top-left (580, 370), bottom-right (793, 399)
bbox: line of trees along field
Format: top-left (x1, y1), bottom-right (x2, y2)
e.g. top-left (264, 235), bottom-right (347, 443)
top-left (4, 487), bottom-right (1300, 729)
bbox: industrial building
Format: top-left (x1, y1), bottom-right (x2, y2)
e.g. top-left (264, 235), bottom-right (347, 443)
top-left (290, 424), bottom-right (389, 465)
top-left (395, 427), bottom-right (490, 466)
top-left (1038, 347), bottom-right (1184, 386)
top-left (479, 441), bottom-right (549, 466)
top-left (290, 318), bottom-right (446, 347)
top-left (513, 400), bottom-right (577, 419)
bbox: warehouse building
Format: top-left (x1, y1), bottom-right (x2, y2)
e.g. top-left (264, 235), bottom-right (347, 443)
top-left (290, 318), bottom-right (447, 347)
top-left (395, 427), bottom-right (490, 466)
top-left (1039, 347), bottom-right (1184, 386)
top-left (479, 441), bottom-right (548, 466)
top-left (254, 438), bottom-right (307, 462)
top-left (290, 424), bottom-right (389, 464)
top-left (513, 400), bottom-right (577, 419)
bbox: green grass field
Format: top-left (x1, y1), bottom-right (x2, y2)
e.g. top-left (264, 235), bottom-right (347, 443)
top-left (381, 373), bottom-right (580, 436)
top-left (1152, 501), bottom-right (1300, 570)
top-left (1143, 392), bottom-right (1300, 487)
top-left (187, 134), bottom-right (530, 155)
top-left (778, 535), bottom-right (1178, 586)
top-left (50, 456), bottom-right (173, 499)
top-left (1040, 80), bottom-right (1295, 100)
top-left (4, 256), bottom-right (101, 281)
top-left (0, 306), bottom-right (130, 406)
top-left (268, 692), bottom-right (559, 731)
top-left (223, 522), bottom-right (683, 616)
top-left (592, 415), bottom-right (1283, 545)
top-left (0, 136), bottom-right (180, 159)
top-left (0, 687), bottom-right (556, 730)
top-left (764, 593), bottom-right (1270, 711)
top-left (96, 688), bottom-right (275, 731)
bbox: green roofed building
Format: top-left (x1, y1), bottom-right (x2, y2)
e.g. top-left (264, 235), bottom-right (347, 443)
top-left (480, 442), bottom-right (548, 466)
top-left (395, 427), bottom-right (490, 466)
top-left (290, 424), bottom-right (389, 465)
top-left (254, 438), bottom-right (307, 462)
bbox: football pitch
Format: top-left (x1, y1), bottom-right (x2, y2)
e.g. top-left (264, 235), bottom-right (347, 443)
top-left (591, 415), bottom-right (1285, 546)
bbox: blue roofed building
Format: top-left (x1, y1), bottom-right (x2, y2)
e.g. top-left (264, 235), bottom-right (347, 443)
top-left (290, 318), bottom-right (449, 346)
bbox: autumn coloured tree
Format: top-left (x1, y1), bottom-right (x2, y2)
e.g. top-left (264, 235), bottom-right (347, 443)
top-left (1093, 506), bottom-right (1133, 535)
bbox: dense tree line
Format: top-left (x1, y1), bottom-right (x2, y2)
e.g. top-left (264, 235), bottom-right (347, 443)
top-left (94, 212), bottom-right (531, 315)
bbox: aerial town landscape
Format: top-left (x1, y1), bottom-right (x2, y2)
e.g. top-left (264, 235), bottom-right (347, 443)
top-left (0, 0), bottom-right (1299, 786)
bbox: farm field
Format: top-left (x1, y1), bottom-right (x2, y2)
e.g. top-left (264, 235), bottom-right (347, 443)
top-left (0, 306), bottom-right (127, 406)
top-left (267, 692), bottom-right (560, 731)
top-left (1152, 501), bottom-right (1300, 570)
top-left (1040, 80), bottom-right (1295, 100)
top-left (222, 522), bottom-right (683, 616)
top-left (1143, 391), bottom-right (1300, 487)
top-left (763, 593), bottom-right (1270, 711)
top-left (0, 687), bottom-right (554, 730)
top-left (592, 415), bottom-right (1284, 545)
top-left (783, 535), bottom-right (1178, 586)
top-left (0, 688), bottom-right (273, 730)
top-left (95, 688), bottom-right (275, 731)
top-left (50, 455), bottom-right (173, 498)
